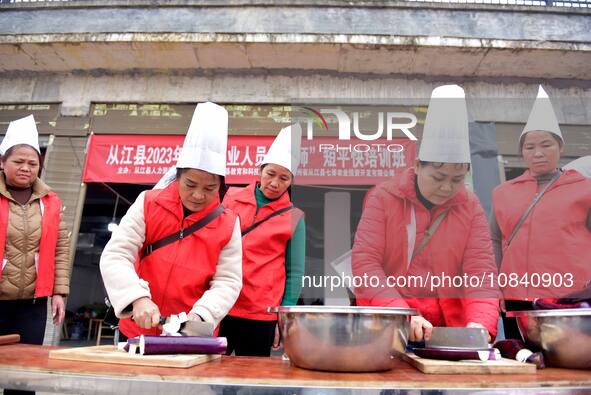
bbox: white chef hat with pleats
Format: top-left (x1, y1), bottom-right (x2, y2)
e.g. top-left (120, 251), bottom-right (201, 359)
top-left (154, 102), bottom-right (228, 189)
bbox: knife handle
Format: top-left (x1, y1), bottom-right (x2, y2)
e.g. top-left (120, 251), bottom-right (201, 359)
top-left (0, 334), bottom-right (20, 345)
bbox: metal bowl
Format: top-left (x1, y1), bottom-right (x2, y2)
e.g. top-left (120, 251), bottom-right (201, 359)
top-left (507, 308), bottom-right (591, 369)
top-left (273, 306), bottom-right (416, 372)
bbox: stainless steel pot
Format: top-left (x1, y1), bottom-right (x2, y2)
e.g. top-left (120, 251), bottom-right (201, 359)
top-left (507, 308), bottom-right (591, 369)
top-left (272, 306), bottom-right (416, 372)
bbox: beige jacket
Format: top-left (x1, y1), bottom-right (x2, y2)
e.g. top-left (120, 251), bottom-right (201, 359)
top-left (0, 174), bottom-right (70, 300)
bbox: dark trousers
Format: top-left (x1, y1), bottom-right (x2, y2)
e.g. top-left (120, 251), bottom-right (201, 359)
top-left (0, 298), bottom-right (48, 395)
top-left (0, 298), bottom-right (47, 343)
top-left (218, 315), bottom-right (276, 357)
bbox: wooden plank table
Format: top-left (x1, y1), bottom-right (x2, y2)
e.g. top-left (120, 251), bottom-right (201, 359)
top-left (0, 344), bottom-right (589, 394)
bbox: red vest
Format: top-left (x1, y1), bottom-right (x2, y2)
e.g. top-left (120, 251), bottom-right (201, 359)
top-left (353, 168), bottom-right (499, 337)
top-left (0, 192), bottom-right (62, 298)
top-left (119, 181), bottom-right (236, 338)
top-left (492, 169), bottom-right (591, 300)
top-left (223, 183), bottom-right (303, 321)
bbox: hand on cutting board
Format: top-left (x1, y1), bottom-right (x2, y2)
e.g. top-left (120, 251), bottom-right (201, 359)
top-left (466, 322), bottom-right (492, 342)
top-left (51, 295), bottom-right (65, 325)
top-left (410, 315), bottom-right (433, 342)
top-left (132, 297), bottom-right (161, 329)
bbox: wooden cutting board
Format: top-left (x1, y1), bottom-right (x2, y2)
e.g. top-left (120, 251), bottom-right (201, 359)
top-left (49, 345), bottom-right (220, 368)
top-left (404, 352), bottom-right (537, 374)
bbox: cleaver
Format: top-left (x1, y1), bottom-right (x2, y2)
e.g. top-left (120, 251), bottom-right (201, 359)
top-left (159, 314), bottom-right (215, 337)
top-left (179, 320), bottom-right (215, 337)
top-left (426, 327), bottom-right (490, 349)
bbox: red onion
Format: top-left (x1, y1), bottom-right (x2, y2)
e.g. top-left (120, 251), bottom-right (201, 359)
top-left (493, 339), bottom-right (545, 369)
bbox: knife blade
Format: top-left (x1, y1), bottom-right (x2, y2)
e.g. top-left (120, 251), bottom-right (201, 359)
top-left (425, 327), bottom-right (489, 349)
top-left (181, 320), bottom-right (215, 337)
top-left (159, 314), bottom-right (215, 337)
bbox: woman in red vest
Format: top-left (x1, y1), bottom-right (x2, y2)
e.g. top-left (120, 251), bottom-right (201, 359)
top-left (352, 85), bottom-right (499, 342)
top-left (219, 124), bottom-right (306, 356)
top-left (0, 115), bottom-right (70, 348)
top-left (491, 86), bottom-right (591, 339)
top-left (100, 103), bottom-right (243, 338)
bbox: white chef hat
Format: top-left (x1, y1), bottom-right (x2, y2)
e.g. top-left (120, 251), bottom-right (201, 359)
top-left (0, 115), bottom-right (41, 156)
top-left (261, 123), bottom-right (302, 176)
top-left (177, 102), bottom-right (228, 175)
top-left (418, 84), bottom-right (471, 164)
top-left (563, 156), bottom-right (591, 178)
top-left (154, 102), bottom-right (228, 189)
top-left (520, 85), bottom-right (563, 146)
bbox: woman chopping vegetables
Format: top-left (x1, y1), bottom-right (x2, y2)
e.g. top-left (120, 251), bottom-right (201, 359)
top-left (352, 85), bottom-right (500, 342)
top-left (100, 102), bottom-right (242, 338)
top-left (490, 86), bottom-right (591, 338)
top-left (219, 124), bottom-right (306, 356)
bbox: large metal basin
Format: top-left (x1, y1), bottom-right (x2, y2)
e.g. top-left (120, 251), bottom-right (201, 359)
top-left (273, 306), bottom-right (415, 372)
top-left (507, 308), bottom-right (591, 369)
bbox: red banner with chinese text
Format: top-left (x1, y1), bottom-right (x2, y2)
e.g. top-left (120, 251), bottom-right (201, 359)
top-left (82, 134), bottom-right (416, 185)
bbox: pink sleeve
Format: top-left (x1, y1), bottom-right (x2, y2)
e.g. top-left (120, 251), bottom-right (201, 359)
top-left (352, 188), bottom-right (409, 308)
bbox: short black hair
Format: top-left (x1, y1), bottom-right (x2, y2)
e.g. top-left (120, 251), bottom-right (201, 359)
top-left (519, 131), bottom-right (563, 153)
top-left (259, 164), bottom-right (293, 198)
top-left (176, 168), bottom-right (228, 201)
top-left (1, 144), bottom-right (43, 176)
top-left (418, 160), bottom-right (471, 172)
top-left (260, 163), bottom-right (294, 180)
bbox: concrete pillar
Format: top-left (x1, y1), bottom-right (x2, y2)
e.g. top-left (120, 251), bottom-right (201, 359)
top-left (323, 191), bottom-right (351, 306)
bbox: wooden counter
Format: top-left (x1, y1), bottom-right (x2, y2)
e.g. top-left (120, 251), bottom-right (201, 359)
top-left (0, 344), bottom-right (589, 393)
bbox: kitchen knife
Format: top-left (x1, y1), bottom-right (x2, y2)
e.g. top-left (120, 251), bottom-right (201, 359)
top-left (425, 327), bottom-right (489, 349)
top-left (180, 320), bottom-right (215, 337)
top-left (159, 314), bottom-right (215, 337)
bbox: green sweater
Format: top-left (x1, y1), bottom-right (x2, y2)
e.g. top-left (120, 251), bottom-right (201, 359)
top-left (255, 186), bottom-right (306, 306)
